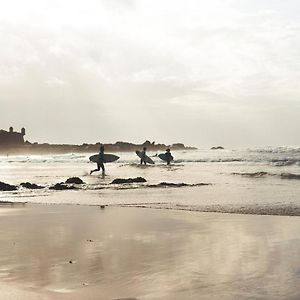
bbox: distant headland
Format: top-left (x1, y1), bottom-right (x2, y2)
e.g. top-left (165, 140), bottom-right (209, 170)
top-left (0, 127), bottom-right (197, 155)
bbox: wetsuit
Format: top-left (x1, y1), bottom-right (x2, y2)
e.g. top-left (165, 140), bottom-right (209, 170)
top-left (98, 149), bottom-right (105, 172)
top-left (140, 150), bottom-right (147, 165)
top-left (90, 149), bottom-right (105, 174)
top-left (165, 152), bottom-right (173, 165)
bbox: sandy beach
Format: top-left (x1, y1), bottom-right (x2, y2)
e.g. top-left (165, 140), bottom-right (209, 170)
top-left (1, 149), bottom-right (299, 299)
top-left (1, 203), bottom-right (300, 300)
top-left (1, 0), bottom-right (300, 298)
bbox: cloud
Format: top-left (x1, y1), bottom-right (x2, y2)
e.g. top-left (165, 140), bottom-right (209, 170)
top-left (0, 0), bottom-right (300, 146)
top-left (45, 77), bottom-right (70, 87)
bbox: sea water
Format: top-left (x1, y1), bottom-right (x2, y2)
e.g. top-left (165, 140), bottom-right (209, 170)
top-left (1, 148), bottom-right (300, 299)
top-left (0, 147), bottom-right (300, 215)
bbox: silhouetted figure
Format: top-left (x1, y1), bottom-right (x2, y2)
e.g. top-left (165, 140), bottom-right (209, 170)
top-left (140, 147), bottom-right (147, 165)
top-left (165, 148), bottom-right (173, 165)
top-left (90, 145), bottom-right (105, 175)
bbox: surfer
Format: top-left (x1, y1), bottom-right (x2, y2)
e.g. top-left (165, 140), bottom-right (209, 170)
top-left (140, 147), bottom-right (147, 165)
top-left (165, 149), bottom-right (173, 165)
top-left (90, 145), bottom-right (105, 175)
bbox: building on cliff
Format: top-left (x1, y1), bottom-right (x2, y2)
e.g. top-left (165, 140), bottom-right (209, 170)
top-left (0, 127), bottom-right (25, 146)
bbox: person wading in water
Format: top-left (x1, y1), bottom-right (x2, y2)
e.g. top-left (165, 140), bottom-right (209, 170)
top-left (164, 148), bottom-right (173, 165)
top-left (140, 146), bottom-right (147, 165)
top-left (90, 145), bottom-right (105, 175)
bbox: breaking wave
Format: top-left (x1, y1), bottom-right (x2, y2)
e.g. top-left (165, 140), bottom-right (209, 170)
top-left (1, 146), bottom-right (300, 167)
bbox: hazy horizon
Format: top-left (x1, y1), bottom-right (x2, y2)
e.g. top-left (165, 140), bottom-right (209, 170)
top-left (1, 0), bottom-right (300, 148)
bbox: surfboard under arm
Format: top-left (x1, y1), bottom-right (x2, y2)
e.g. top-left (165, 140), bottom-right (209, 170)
top-left (136, 150), bottom-right (155, 164)
top-left (89, 154), bottom-right (120, 163)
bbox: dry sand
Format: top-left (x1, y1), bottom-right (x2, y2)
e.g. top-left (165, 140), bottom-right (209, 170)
top-left (0, 203), bottom-right (300, 300)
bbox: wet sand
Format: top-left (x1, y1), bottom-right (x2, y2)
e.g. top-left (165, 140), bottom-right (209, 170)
top-left (0, 204), bottom-right (300, 300)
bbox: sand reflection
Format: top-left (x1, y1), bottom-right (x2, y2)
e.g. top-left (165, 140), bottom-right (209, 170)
top-left (0, 205), bottom-right (299, 299)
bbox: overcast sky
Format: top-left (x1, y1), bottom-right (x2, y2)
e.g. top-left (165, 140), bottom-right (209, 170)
top-left (0, 0), bottom-right (299, 148)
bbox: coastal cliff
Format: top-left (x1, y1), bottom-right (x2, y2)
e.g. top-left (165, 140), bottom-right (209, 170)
top-left (0, 141), bottom-right (196, 155)
top-left (0, 127), bottom-right (196, 154)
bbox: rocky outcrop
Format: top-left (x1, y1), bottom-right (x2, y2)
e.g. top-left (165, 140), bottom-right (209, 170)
top-left (65, 177), bottom-right (84, 184)
top-left (111, 177), bottom-right (147, 184)
top-left (149, 182), bottom-right (210, 188)
top-left (0, 181), bottom-right (17, 191)
top-left (280, 173), bottom-right (300, 180)
top-left (211, 146), bottom-right (224, 150)
top-left (49, 183), bottom-right (78, 190)
top-left (0, 128), bottom-right (197, 155)
top-left (20, 182), bottom-right (44, 189)
top-left (232, 172), bottom-right (268, 177)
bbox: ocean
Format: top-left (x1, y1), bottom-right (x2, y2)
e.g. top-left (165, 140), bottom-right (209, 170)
top-left (1, 147), bottom-right (300, 216)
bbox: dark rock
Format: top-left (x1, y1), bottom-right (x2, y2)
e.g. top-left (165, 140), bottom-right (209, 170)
top-left (0, 201), bottom-right (26, 205)
top-left (0, 181), bottom-right (17, 191)
top-left (232, 172), bottom-right (268, 178)
top-left (65, 177), bottom-right (84, 184)
top-left (158, 182), bottom-right (189, 187)
top-left (280, 173), bottom-right (300, 180)
top-left (111, 177), bottom-right (147, 184)
top-left (20, 182), bottom-right (44, 189)
top-left (49, 183), bottom-right (78, 190)
top-left (149, 182), bottom-right (211, 188)
top-left (211, 146), bottom-right (224, 150)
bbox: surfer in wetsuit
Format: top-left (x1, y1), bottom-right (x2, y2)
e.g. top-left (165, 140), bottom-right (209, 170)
top-left (140, 147), bottom-right (147, 165)
top-left (90, 145), bottom-right (105, 174)
top-left (165, 148), bottom-right (173, 165)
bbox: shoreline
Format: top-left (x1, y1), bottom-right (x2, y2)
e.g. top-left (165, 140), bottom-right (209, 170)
top-left (2, 197), bottom-right (300, 217)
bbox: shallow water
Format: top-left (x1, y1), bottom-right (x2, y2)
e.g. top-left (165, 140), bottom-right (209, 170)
top-left (0, 205), bottom-right (300, 299)
top-left (0, 148), bottom-right (300, 215)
